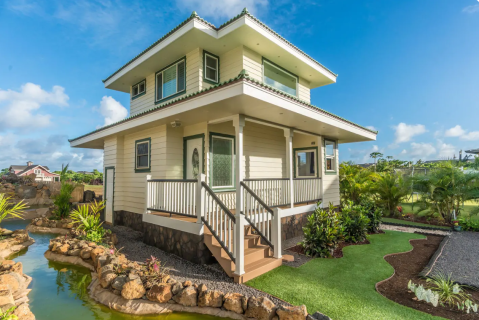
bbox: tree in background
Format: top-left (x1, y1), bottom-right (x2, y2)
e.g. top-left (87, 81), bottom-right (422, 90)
top-left (53, 164), bottom-right (77, 219)
top-left (0, 168), bottom-right (9, 177)
top-left (339, 162), bottom-right (374, 204)
top-left (369, 152), bottom-right (383, 172)
top-left (369, 172), bottom-right (410, 216)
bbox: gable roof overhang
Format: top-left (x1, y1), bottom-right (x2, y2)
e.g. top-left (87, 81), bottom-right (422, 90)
top-left (16, 164), bottom-right (56, 176)
top-left (71, 74), bottom-right (376, 149)
top-left (103, 10), bottom-right (337, 93)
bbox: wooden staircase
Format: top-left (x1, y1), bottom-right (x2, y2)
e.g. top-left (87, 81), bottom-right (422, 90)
top-left (204, 226), bottom-right (282, 283)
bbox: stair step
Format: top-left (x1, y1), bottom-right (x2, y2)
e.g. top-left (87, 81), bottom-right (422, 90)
top-left (235, 257), bottom-right (283, 283)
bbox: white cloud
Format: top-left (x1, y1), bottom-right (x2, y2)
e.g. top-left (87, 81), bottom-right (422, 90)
top-left (437, 141), bottom-right (456, 159)
top-left (444, 125), bottom-right (466, 137)
top-left (461, 131), bottom-right (479, 141)
top-left (400, 149), bottom-right (407, 155)
top-left (463, 5), bottom-right (479, 14)
top-left (177, 0), bottom-right (268, 19)
top-left (0, 83), bottom-right (69, 131)
top-left (98, 96), bottom-right (128, 126)
top-left (409, 142), bottom-right (436, 159)
top-left (366, 126), bottom-right (377, 131)
top-left (394, 123), bottom-right (427, 143)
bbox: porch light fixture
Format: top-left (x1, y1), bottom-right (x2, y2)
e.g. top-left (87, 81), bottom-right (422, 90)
top-left (171, 120), bottom-right (181, 127)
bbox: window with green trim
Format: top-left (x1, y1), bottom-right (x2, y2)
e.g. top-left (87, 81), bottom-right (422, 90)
top-left (211, 135), bottom-right (234, 189)
top-left (204, 52), bottom-right (219, 83)
top-left (295, 149), bottom-right (317, 177)
top-left (155, 58), bottom-right (186, 102)
top-left (135, 140), bottom-right (150, 170)
top-left (325, 140), bottom-right (336, 172)
top-left (131, 80), bottom-right (146, 98)
top-left (263, 59), bottom-right (298, 96)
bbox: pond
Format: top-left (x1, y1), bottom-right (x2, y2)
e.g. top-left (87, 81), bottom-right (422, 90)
top-left (3, 220), bottom-right (223, 320)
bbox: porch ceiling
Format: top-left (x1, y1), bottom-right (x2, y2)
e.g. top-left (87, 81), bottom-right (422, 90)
top-left (70, 81), bottom-right (376, 149)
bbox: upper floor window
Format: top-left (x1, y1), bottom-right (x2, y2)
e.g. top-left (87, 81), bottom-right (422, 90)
top-left (155, 58), bottom-right (186, 103)
top-left (135, 138), bottom-right (151, 172)
top-left (131, 80), bottom-right (146, 99)
top-left (34, 169), bottom-right (41, 174)
top-left (263, 59), bottom-right (298, 97)
top-left (203, 51), bottom-right (219, 84)
top-left (325, 140), bottom-right (336, 172)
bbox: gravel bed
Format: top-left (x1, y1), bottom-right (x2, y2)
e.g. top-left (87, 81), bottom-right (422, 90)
top-left (281, 235), bottom-right (312, 268)
top-left (107, 225), bottom-right (291, 306)
top-left (380, 224), bottom-right (451, 236)
top-left (425, 232), bottom-right (479, 288)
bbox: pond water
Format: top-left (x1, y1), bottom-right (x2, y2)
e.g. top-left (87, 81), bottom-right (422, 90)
top-left (3, 220), bottom-right (223, 320)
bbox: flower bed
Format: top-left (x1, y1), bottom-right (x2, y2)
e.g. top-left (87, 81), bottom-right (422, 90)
top-left (45, 235), bottom-right (330, 320)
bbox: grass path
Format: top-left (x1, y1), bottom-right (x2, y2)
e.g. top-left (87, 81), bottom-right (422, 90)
top-left (247, 231), bottom-right (445, 320)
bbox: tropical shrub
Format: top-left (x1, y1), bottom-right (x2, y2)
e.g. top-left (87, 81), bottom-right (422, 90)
top-left (339, 162), bottom-right (374, 204)
top-left (301, 203), bottom-right (344, 258)
top-left (339, 201), bottom-right (370, 243)
top-left (412, 163), bottom-right (479, 223)
top-left (0, 194), bottom-right (26, 230)
top-left (0, 306), bottom-right (17, 320)
top-left (70, 200), bottom-right (108, 243)
top-left (142, 256), bottom-right (170, 289)
top-left (53, 164), bottom-right (77, 219)
top-left (370, 172), bottom-right (410, 216)
top-left (359, 199), bottom-right (383, 233)
top-left (458, 217), bottom-right (479, 232)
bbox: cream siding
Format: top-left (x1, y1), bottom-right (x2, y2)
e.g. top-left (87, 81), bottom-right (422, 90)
top-left (220, 46), bottom-right (243, 82)
top-left (298, 78), bottom-right (311, 103)
top-left (320, 138), bottom-right (340, 206)
top-left (243, 46), bottom-right (262, 82)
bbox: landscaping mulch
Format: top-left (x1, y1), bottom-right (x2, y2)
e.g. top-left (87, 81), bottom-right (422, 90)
top-left (377, 235), bottom-right (479, 320)
top-left (287, 238), bottom-right (372, 258)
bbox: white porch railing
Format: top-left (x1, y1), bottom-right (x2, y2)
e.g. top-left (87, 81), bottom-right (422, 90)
top-left (293, 177), bottom-right (322, 204)
top-left (146, 179), bottom-right (197, 217)
top-left (243, 178), bottom-right (290, 207)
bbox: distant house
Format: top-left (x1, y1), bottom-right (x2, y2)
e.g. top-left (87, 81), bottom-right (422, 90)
top-left (77, 171), bottom-right (94, 175)
top-left (8, 161), bottom-right (60, 182)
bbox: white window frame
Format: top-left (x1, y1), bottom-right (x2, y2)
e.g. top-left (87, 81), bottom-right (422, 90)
top-left (325, 140), bottom-right (336, 172)
top-left (204, 52), bottom-right (219, 83)
top-left (155, 58), bottom-right (186, 102)
top-left (262, 59), bottom-right (298, 97)
top-left (211, 135), bottom-right (235, 189)
top-left (131, 80), bottom-right (146, 98)
top-left (135, 141), bottom-right (150, 170)
top-left (295, 148), bottom-right (318, 178)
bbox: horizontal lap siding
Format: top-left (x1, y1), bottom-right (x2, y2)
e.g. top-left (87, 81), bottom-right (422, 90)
top-left (114, 125), bottom-right (167, 214)
top-left (220, 47), bottom-right (243, 81)
top-left (298, 78), bottom-right (311, 103)
top-left (243, 47), bottom-right (262, 82)
top-left (322, 142), bottom-right (340, 206)
top-left (186, 48), bottom-right (202, 94)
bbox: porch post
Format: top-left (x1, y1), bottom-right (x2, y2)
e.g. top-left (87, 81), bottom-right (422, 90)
top-left (196, 173), bottom-right (206, 224)
top-left (284, 129), bottom-right (294, 208)
top-left (318, 136), bottom-right (324, 208)
top-left (144, 174), bottom-right (152, 214)
top-left (233, 115), bottom-right (245, 276)
top-left (272, 207), bottom-right (283, 259)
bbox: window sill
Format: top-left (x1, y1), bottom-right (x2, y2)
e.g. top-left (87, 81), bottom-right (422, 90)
top-left (135, 168), bottom-right (151, 173)
top-left (203, 78), bottom-right (219, 85)
top-left (155, 90), bottom-right (186, 104)
top-left (212, 187), bottom-right (236, 193)
top-left (325, 171), bottom-right (337, 175)
top-left (131, 92), bottom-right (146, 100)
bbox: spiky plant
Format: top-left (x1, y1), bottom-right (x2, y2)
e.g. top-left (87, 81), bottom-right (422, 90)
top-left (0, 194), bottom-right (27, 231)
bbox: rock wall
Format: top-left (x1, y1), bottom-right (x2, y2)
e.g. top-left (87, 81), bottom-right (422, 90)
top-left (45, 236), bottom-right (330, 320)
top-left (0, 181), bottom-right (84, 203)
top-left (281, 211), bottom-right (312, 241)
top-left (113, 211), bottom-right (143, 232)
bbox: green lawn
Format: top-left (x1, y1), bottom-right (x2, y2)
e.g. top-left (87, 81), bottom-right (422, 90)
top-left (84, 184), bottom-right (103, 195)
top-left (247, 231), bottom-right (444, 320)
top-left (401, 199), bottom-right (479, 220)
top-left (382, 217), bottom-right (451, 229)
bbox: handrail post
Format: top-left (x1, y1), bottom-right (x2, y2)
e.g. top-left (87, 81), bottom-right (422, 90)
top-left (145, 174), bottom-right (152, 214)
top-left (272, 207), bottom-right (282, 259)
top-left (233, 115), bottom-right (245, 276)
top-left (196, 173), bottom-right (206, 224)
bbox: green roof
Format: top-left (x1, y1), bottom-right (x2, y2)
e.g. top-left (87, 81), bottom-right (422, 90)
top-left (102, 8), bottom-right (337, 84)
top-left (70, 70), bottom-right (377, 143)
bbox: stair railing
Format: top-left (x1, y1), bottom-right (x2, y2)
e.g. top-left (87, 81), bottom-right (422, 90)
top-left (201, 181), bottom-right (236, 262)
top-left (240, 181), bottom-right (274, 249)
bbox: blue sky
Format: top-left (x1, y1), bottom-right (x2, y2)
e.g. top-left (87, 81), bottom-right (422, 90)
top-left (0, 0), bottom-right (478, 171)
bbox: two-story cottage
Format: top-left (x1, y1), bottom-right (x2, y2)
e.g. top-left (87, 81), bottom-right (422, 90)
top-left (8, 161), bottom-right (60, 182)
top-left (70, 9), bottom-right (377, 283)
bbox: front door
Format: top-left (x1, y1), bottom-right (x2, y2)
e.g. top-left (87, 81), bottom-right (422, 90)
top-left (184, 136), bottom-right (204, 179)
top-left (105, 167), bottom-right (115, 223)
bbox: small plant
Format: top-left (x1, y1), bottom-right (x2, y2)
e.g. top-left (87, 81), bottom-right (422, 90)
top-left (0, 306), bottom-right (18, 320)
top-left (458, 299), bottom-right (479, 314)
top-left (339, 201), bottom-right (370, 243)
top-left (301, 202), bottom-right (344, 258)
top-left (142, 256), bottom-right (170, 289)
top-left (408, 280), bottom-right (440, 307)
top-left (53, 164), bottom-right (77, 219)
top-left (458, 217), bottom-right (479, 232)
top-left (70, 200), bottom-right (106, 234)
top-left (359, 199), bottom-right (383, 233)
top-left (113, 264), bottom-right (129, 276)
top-left (0, 194), bottom-right (27, 231)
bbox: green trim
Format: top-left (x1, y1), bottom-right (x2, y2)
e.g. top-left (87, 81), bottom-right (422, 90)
top-left (203, 50), bottom-right (220, 85)
top-left (135, 138), bottom-right (151, 173)
top-left (154, 57), bottom-right (186, 104)
top-left (183, 134), bottom-right (205, 179)
top-left (262, 57), bottom-right (298, 97)
top-left (324, 139), bottom-right (338, 175)
top-left (102, 9), bottom-right (336, 84)
top-left (70, 70), bottom-right (377, 143)
top-left (209, 132), bottom-right (236, 191)
top-left (104, 166), bottom-right (115, 221)
top-left (131, 79), bottom-right (146, 100)
top-left (293, 146), bottom-right (319, 178)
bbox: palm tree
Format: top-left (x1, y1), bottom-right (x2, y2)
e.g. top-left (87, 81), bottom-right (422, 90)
top-left (370, 152), bottom-right (384, 172)
top-left (370, 172), bottom-right (410, 216)
top-left (339, 162), bottom-right (374, 204)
